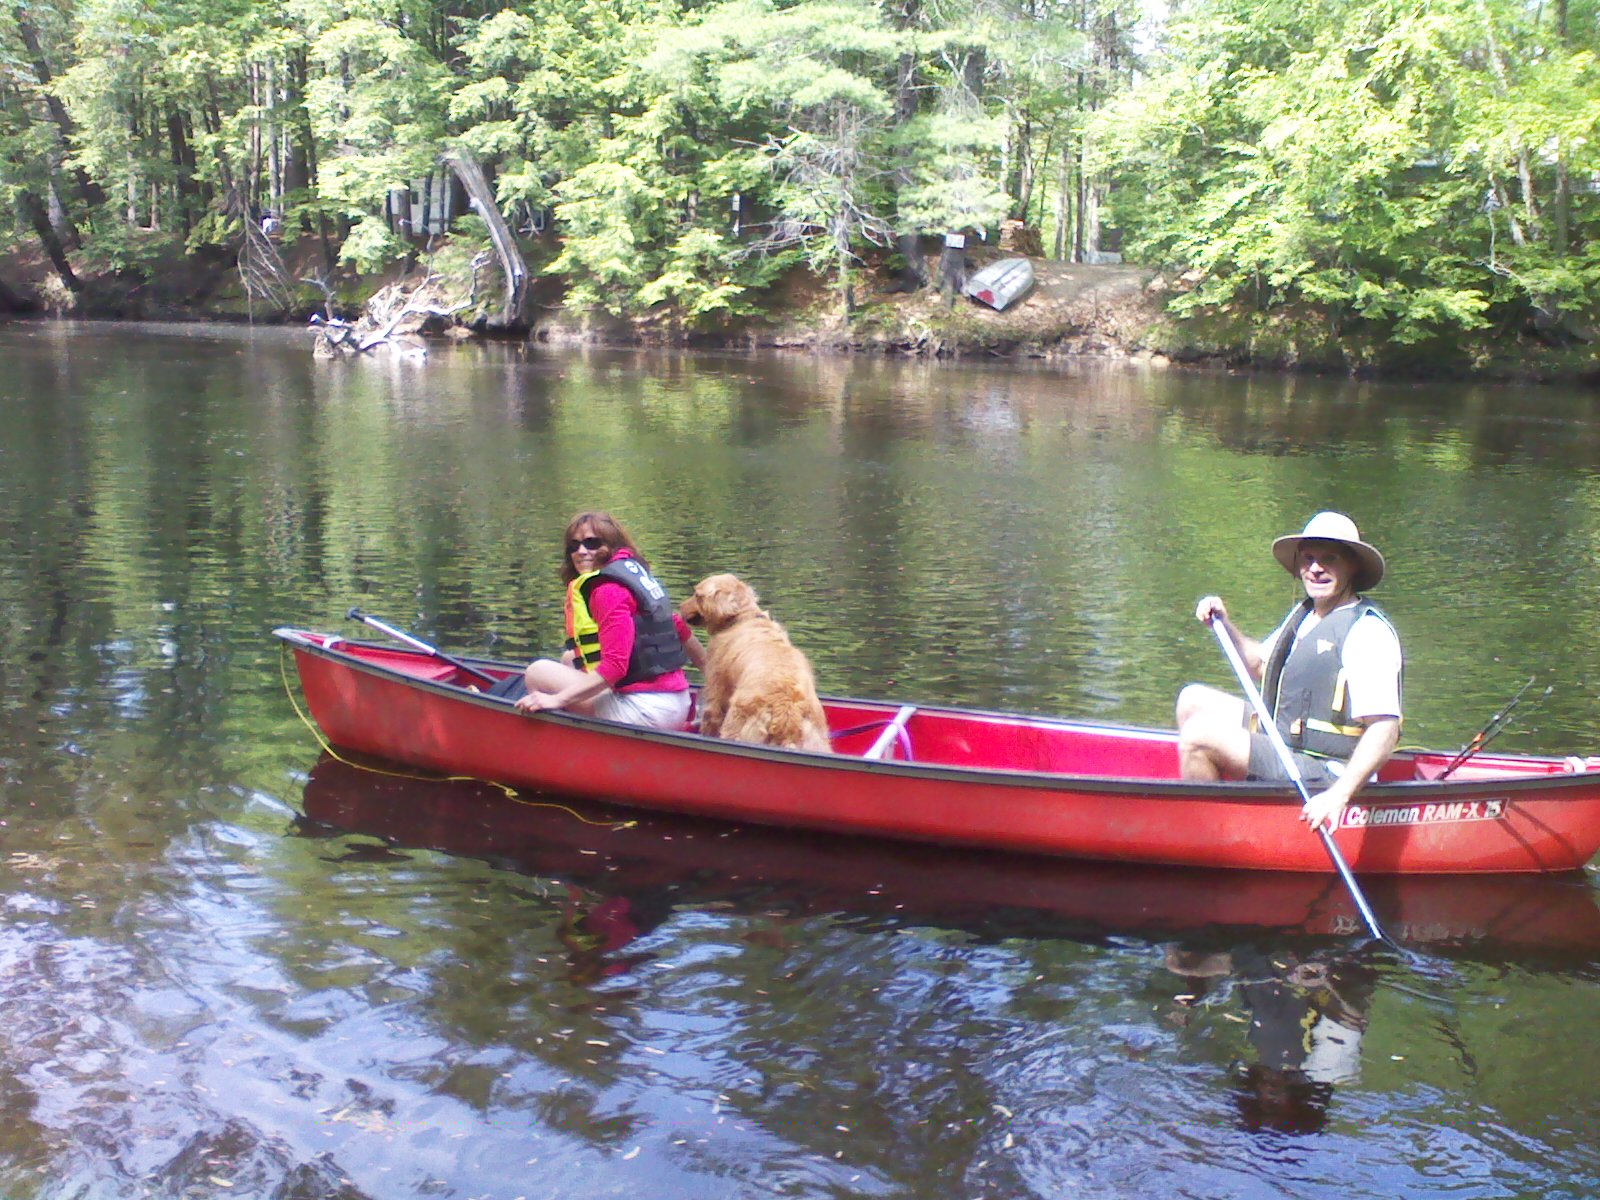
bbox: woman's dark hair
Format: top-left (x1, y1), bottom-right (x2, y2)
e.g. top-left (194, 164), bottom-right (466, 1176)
top-left (559, 511), bottom-right (644, 583)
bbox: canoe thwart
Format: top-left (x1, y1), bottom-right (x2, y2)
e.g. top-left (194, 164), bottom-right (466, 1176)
top-left (864, 705), bottom-right (917, 761)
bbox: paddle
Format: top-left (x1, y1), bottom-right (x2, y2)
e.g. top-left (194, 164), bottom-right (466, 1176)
top-left (345, 607), bottom-right (500, 688)
top-left (1208, 617), bottom-right (1391, 944)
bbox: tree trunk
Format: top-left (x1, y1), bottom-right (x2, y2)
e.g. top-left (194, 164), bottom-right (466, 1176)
top-left (961, 46), bottom-right (985, 101)
top-left (166, 108), bottom-right (199, 236)
top-left (18, 188), bottom-right (80, 295)
top-left (834, 213), bottom-right (854, 320)
top-left (1011, 116), bottom-right (1034, 219)
top-left (938, 232), bottom-right (966, 299)
top-left (1053, 141), bottom-right (1071, 259)
top-left (1029, 131), bottom-right (1055, 229)
top-left (203, 77), bottom-right (234, 195)
top-left (265, 58), bottom-right (282, 217)
top-left (1552, 160), bottom-right (1570, 255)
top-left (891, 42), bottom-right (928, 292)
top-left (1476, 2), bottom-right (1540, 233)
top-left (1073, 149), bottom-right (1087, 261)
top-left (1490, 177), bottom-right (1527, 248)
top-left (442, 146), bottom-right (530, 329)
top-left (284, 49), bottom-right (313, 200)
top-left (246, 61), bottom-right (264, 219)
top-left (12, 5), bottom-right (105, 209)
top-left (390, 187), bottom-right (414, 238)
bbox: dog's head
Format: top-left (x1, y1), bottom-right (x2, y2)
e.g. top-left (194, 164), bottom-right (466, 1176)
top-left (680, 573), bottom-right (763, 634)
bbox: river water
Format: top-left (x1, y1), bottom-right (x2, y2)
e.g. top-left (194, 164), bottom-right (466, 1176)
top-left (1, 319), bottom-right (1597, 1199)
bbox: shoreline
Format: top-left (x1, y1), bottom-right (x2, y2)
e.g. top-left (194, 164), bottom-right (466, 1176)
top-left (5, 246), bottom-right (1598, 384)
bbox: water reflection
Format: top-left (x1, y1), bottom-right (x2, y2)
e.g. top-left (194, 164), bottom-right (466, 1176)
top-left (297, 753), bottom-right (1600, 962)
top-left (296, 752), bottom-right (1600, 1176)
top-left (6, 326), bottom-right (1600, 1197)
top-left (1165, 943), bottom-right (1375, 1135)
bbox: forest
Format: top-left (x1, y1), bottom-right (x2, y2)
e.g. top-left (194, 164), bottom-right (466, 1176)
top-left (2, 0), bottom-right (1597, 367)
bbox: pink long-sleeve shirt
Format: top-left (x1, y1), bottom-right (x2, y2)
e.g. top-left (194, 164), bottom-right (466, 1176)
top-left (586, 551), bottom-right (693, 694)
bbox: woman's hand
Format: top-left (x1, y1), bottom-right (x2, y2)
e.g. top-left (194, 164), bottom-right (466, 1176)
top-left (1195, 595), bottom-right (1229, 625)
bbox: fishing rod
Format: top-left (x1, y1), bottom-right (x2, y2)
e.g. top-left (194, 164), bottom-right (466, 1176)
top-left (345, 607), bottom-right (500, 687)
top-left (1437, 676), bottom-right (1548, 781)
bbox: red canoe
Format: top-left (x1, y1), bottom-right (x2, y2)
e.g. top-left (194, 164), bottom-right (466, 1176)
top-left (275, 627), bottom-right (1600, 875)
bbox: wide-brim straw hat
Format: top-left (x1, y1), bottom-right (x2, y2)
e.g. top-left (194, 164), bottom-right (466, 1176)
top-left (1271, 511), bottom-right (1385, 592)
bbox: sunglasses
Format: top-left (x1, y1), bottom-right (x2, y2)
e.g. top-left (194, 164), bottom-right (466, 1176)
top-left (567, 536), bottom-right (607, 553)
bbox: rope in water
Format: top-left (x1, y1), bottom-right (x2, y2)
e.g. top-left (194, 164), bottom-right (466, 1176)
top-left (278, 642), bottom-right (636, 830)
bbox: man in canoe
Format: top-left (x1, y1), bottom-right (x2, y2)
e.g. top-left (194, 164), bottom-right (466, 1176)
top-left (1175, 512), bottom-right (1403, 832)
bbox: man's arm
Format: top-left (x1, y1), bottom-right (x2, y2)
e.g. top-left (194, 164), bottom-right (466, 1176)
top-left (1196, 595), bottom-right (1267, 678)
top-left (1300, 716), bottom-right (1401, 831)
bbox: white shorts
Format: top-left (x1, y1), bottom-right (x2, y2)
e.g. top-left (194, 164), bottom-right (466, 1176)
top-left (594, 688), bottom-right (692, 730)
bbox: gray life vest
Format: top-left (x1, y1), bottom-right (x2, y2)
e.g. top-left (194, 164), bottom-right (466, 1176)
top-left (577, 557), bottom-right (688, 687)
top-left (1261, 597), bottom-right (1399, 760)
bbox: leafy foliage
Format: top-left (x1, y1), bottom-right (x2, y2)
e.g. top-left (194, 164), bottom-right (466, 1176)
top-left (4, 0), bottom-right (1598, 351)
top-left (1102, 0), bottom-right (1600, 345)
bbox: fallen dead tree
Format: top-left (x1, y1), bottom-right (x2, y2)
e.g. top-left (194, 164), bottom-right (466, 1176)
top-left (310, 255), bottom-right (489, 359)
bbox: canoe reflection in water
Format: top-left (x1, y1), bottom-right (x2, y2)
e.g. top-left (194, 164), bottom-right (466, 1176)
top-left (295, 753), bottom-right (1600, 964)
top-left (1166, 944), bottom-right (1375, 1134)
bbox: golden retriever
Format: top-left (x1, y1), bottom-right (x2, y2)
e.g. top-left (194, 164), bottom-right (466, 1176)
top-left (679, 574), bottom-right (832, 753)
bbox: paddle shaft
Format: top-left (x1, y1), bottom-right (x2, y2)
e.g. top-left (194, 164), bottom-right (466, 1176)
top-left (346, 607), bottom-right (499, 686)
top-left (1208, 617), bottom-right (1390, 943)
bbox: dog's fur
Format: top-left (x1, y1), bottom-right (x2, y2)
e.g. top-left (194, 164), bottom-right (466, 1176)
top-left (679, 574), bottom-right (832, 753)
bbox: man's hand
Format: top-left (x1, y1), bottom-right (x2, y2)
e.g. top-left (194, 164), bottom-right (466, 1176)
top-left (1301, 781), bottom-right (1355, 832)
top-left (1302, 717), bottom-right (1401, 831)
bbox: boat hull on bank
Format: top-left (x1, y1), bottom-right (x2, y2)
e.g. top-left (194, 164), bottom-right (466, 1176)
top-left (275, 628), bottom-right (1600, 875)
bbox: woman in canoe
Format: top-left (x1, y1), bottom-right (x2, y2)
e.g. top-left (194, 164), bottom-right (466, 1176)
top-left (513, 511), bottom-right (705, 728)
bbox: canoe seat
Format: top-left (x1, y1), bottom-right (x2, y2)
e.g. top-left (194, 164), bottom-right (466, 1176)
top-left (863, 705), bottom-right (917, 761)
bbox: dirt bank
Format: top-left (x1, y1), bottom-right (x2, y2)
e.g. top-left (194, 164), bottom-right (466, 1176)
top-left (528, 250), bottom-right (1169, 365)
top-left (757, 257), bottom-right (1163, 361)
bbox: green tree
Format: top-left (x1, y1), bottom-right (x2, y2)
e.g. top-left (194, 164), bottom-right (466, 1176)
top-left (1, 0), bottom-right (87, 294)
top-left (1102, 0), bottom-right (1600, 348)
top-left (655, 0), bottom-right (911, 317)
top-left (303, 14), bottom-right (449, 269)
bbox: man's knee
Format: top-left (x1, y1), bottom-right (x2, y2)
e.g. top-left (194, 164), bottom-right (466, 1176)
top-left (1176, 682), bottom-right (1222, 729)
top-left (1175, 683), bottom-right (1199, 728)
top-left (1178, 707), bottom-right (1250, 781)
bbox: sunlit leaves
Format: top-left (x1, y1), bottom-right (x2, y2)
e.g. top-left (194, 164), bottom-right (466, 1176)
top-left (1104, 0), bottom-right (1600, 344)
top-left (305, 17), bottom-right (448, 209)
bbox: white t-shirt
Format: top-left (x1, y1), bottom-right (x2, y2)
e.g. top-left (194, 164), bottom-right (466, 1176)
top-left (1260, 601), bottom-right (1403, 722)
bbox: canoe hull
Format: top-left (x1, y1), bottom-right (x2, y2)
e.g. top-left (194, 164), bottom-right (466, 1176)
top-left (277, 629), bottom-right (1600, 875)
top-left (963, 257), bottom-right (1034, 311)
